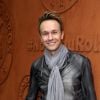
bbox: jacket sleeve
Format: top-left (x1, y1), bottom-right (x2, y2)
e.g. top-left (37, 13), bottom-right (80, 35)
top-left (81, 57), bottom-right (97, 100)
top-left (26, 63), bottom-right (39, 100)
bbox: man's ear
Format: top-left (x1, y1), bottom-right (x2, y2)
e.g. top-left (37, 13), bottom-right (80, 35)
top-left (61, 31), bottom-right (64, 40)
top-left (40, 36), bottom-right (43, 43)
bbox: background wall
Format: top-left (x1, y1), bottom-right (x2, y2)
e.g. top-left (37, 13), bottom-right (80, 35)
top-left (0, 0), bottom-right (100, 100)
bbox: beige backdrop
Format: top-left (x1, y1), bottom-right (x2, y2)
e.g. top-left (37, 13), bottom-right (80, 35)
top-left (0, 0), bottom-right (100, 100)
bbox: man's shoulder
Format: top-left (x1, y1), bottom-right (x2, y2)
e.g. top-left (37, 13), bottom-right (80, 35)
top-left (31, 55), bottom-right (44, 69)
top-left (69, 50), bottom-right (89, 62)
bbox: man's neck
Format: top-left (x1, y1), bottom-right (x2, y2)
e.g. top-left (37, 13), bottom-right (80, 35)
top-left (48, 44), bottom-right (63, 56)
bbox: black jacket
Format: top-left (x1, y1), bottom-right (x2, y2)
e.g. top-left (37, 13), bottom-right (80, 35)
top-left (26, 51), bottom-right (96, 100)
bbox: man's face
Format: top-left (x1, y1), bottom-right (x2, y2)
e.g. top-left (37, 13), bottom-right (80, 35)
top-left (40, 20), bottom-right (64, 53)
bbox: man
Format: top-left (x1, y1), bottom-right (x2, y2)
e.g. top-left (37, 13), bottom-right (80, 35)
top-left (26, 11), bottom-right (96, 100)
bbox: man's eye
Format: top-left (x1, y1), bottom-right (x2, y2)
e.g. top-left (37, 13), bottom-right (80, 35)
top-left (41, 32), bottom-right (48, 36)
top-left (52, 31), bottom-right (58, 34)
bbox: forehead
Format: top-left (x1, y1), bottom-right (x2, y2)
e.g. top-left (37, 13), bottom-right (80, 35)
top-left (40, 20), bottom-right (60, 31)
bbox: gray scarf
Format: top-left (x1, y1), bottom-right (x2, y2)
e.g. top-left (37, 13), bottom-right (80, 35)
top-left (44, 44), bottom-right (68, 100)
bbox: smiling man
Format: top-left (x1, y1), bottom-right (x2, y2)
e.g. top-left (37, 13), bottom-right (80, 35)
top-left (26, 11), bottom-right (96, 100)
top-left (40, 20), bottom-right (64, 54)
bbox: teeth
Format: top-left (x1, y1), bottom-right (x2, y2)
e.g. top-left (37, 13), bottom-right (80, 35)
top-left (46, 41), bottom-right (56, 45)
top-left (48, 42), bottom-right (55, 44)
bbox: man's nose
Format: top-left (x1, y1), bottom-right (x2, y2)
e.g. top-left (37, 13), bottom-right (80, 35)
top-left (48, 33), bottom-right (53, 40)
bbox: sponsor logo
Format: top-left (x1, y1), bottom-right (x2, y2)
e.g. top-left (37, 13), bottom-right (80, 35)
top-left (41, 0), bottom-right (78, 13)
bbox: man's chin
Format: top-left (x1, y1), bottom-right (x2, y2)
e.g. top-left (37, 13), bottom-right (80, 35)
top-left (46, 47), bottom-right (58, 52)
